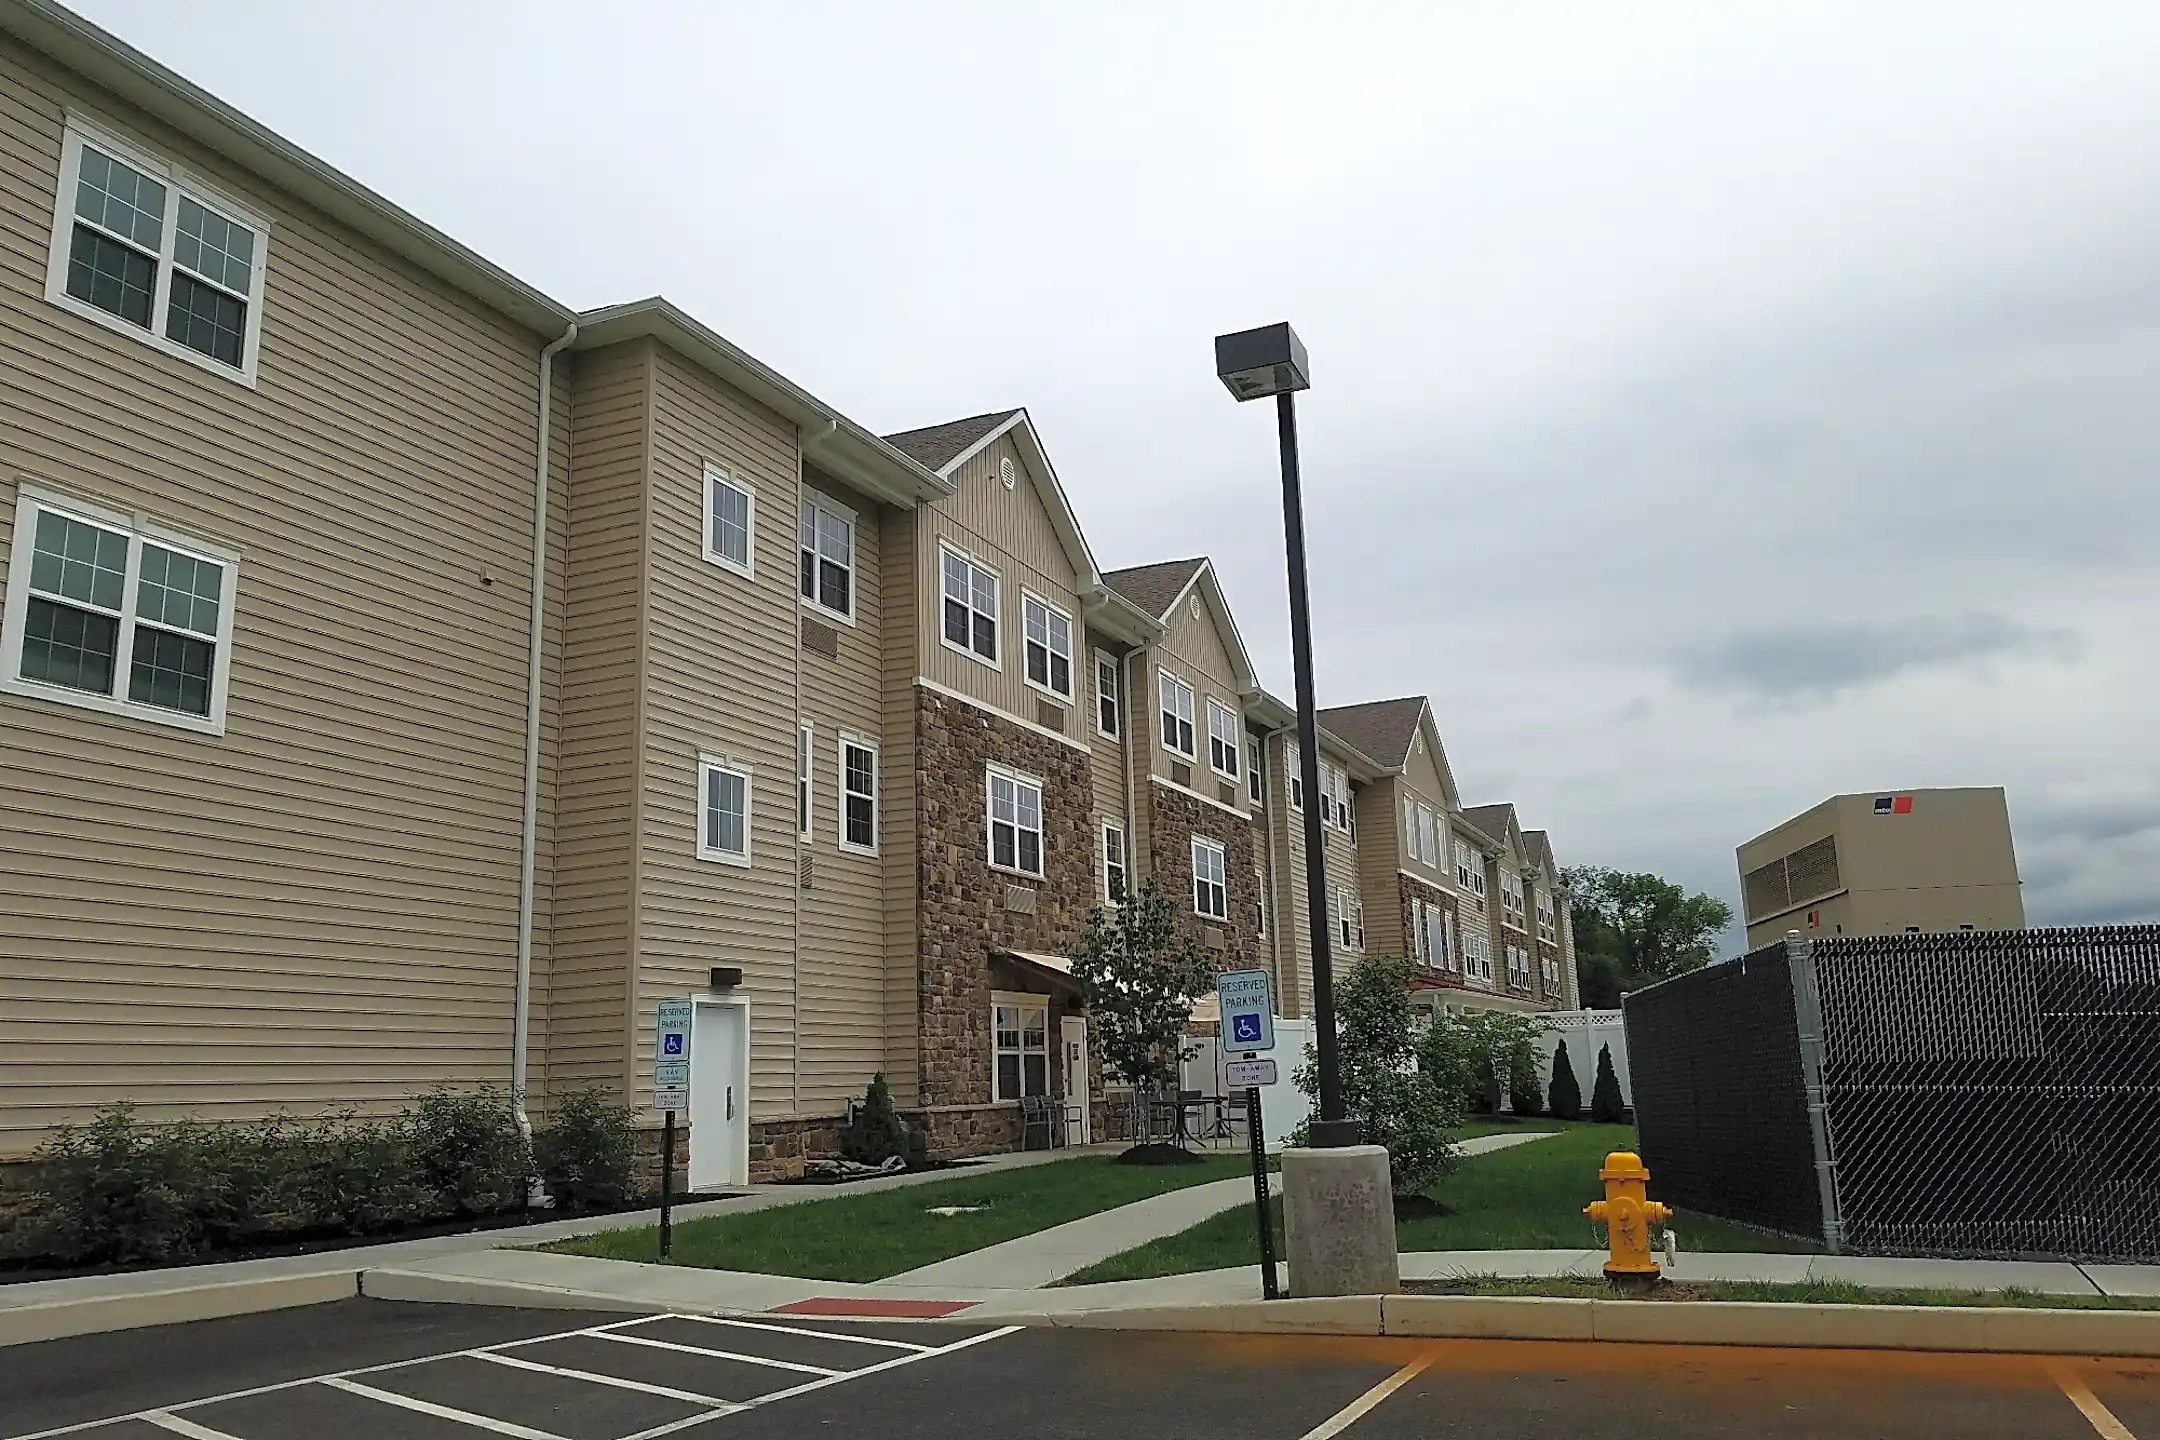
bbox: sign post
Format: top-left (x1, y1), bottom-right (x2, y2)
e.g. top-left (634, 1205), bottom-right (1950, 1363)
top-left (654, 999), bottom-right (694, 1258)
top-left (1216, 969), bottom-right (1279, 1300)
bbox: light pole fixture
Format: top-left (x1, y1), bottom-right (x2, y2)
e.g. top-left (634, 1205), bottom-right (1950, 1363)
top-left (1214, 322), bottom-right (1357, 1149)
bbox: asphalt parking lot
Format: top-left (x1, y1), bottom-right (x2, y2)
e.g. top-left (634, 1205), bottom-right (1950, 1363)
top-left (0, 1298), bottom-right (2153, 1440)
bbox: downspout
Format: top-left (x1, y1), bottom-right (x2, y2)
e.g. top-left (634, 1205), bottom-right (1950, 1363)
top-left (514, 320), bottom-right (578, 1189)
top-left (1122, 649), bottom-right (1139, 874)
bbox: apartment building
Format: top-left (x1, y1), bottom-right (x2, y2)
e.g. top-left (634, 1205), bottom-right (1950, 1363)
top-left (1737, 788), bottom-right (2024, 949)
top-left (0, 0), bottom-right (1581, 1182)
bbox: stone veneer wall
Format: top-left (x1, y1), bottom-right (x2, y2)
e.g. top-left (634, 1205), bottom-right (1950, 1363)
top-left (1145, 782), bottom-right (1261, 973)
top-left (1398, 872), bottom-right (1462, 986)
top-left (912, 685), bottom-right (1099, 1155)
top-left (1534, 931), bottom-right (1565, 1006)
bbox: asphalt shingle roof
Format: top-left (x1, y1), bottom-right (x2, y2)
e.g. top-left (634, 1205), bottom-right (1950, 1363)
top-left (1523, 829), bottom-right (1555, 872)
top-left (880, 410), bottom-right (1021, 471)
top-left (1314, 697), bottom-right (1427, 769)
top-left (1460, 803), bottom-right (1518, 851)
top-left (1099, 558), bottom-right (1208, 620)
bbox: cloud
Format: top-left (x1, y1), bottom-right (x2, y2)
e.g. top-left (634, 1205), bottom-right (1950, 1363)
top-left (1670, 614), bottom-right (2080, 705)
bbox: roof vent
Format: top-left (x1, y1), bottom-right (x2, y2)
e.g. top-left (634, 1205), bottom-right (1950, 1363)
top-left (1188, 594), bottom-right (1203, 621)
top-left (999, 456), bottom-right (1016, 490)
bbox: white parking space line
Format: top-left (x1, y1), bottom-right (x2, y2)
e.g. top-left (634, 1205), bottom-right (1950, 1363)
top-left (591, 1331), bottom-right (841, 1375)
top-left (318, 1377), bottom-right (570, 1440)
top-left (470, 1351), bottom-right (743, 1411)
top-left (636, 1313), bottom-right (936, 1352)
top-left (1298, 1353), bottom-right (1437, 1440)
top-left (139, 1414), bottom-right (247, 1440)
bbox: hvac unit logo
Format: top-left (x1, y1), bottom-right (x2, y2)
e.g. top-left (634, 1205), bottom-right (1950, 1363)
top-left (1873, 794), bottom-right (1914, 815)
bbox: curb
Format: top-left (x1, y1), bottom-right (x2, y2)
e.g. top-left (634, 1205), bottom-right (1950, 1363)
top-left (360, 1267), bottom-right (678, 1316)
top-left (0, 1272), bottom-right (360, 1349)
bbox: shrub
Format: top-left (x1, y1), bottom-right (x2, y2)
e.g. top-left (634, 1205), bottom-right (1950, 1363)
top-left (1591, 1043), bottom-right (1627, 1123)
top-left (1295, 954), bottom-right (1462, 1196)
top-left (406, 1089), bottom-right (531, 1217)
top-left (1548, 1039), bottom-right (1583, 1120)
top-left (6, 1105), bottom-right (218, 1266)
top-left (536, 1090), bottom-right (637, 1211)
top-left (1508, 1063), bottom-right (1545, 1118)
top-left (838, 1074), bottom-right (913, 1167)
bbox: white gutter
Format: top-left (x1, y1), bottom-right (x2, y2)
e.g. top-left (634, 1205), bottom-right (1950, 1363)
top-left (513, 321), bottom-right (578, 1178)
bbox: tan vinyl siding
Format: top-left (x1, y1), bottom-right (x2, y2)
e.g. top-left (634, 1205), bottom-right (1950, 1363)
top-left (1357, 776), bottom-right (1407, 955)
top-left (918, 435), bottom-right (1083, 732)
top-left (637, 344), bottom-right (800, 1118)
top-left (797, 466), bottom-right (888, 1116)
top-left (879, 510), bottom-right (921, 1106)
top-left (0, 38), bottom-right (564, 1152)
top-left (1083, 629), bottom-right (1129, 836)
top-left (1265, 731), bottom-right (1314, 1016)
top-left (1147, 591), bottom-right (1247, 803)
top-left (551, 340), bottom-right (649, 1099)
top-left (1323, 805), bottom-right (1363, 961)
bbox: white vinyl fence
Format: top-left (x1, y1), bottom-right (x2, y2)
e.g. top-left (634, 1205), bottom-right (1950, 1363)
top-left (1536, 1008), bottom-right (1632, 1106)
top-left (1184, 1017), bottom-right (1315, 1152)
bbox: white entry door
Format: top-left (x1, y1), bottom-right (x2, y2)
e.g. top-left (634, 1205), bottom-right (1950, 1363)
top-left (1061, 1015), bottom-right (1091, 1145)
top-left (688, 999), bottom-right (749, 1191)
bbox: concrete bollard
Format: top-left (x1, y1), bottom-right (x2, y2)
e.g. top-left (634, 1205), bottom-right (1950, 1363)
top-left (1281, 1144), bottom-right (1401, 1298)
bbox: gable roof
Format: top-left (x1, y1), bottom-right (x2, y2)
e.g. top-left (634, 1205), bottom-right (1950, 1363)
top-left (1100, 558), bottom-right (1209, 620)
top-left (1315, 697), bottom-right (1426, 769)
top-left (1523, 829), bottom-right (1557, 874)
top-left (886, 409), bottom-right (1097, 583)
top-left (1460, 803), bottom-right (1524, 858)
top-left (881, 410), bottom-right (1022, 471)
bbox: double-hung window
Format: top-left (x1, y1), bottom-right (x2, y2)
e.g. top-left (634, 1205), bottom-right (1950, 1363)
top-left (703, 463), bottom-right (754, 576)
top-left (1192, 836), bottom-right (1228, 920)
top-left (840, 735), bottom-right (877, 854)
top-left (1337, 888), bottom-right (1364, 950)
top-left (1102, 821), bottom-right (1128, 903)
top-left (2, 484), bottom-right (238, 733)
top-left (46, 120), bottom-right (269, 381)
top-left (992, 997), bottom-right (1049, 1100)
top-left (797, 723), bottom-right (813, 841)
top-left (1542, 951), bottom-right (1562, 988)
top-left (1022, 592), bottom-right (1073, 700)
top-left (1537, 888), bottom-right (1556, 940)
top-left (940, 547), bottom-right (998, 664)
top-left (1254, 862), bottom-right (1268, 936)
top-left (1501, 871), bottom-right (1526, 927)
top-left (1422, 902), bottom-right (1450, 969)
top-left (1464, 928), bottom-right (1494, 983)
top-left (1094, 652), bottom-right (1120, 737)
top-left (798, 494), bottom-right (855, 621)
top-left (987, 764), bottom-right (1044, 876)
top-left (1159, 671), bottom-right (1195, 758)
top-left (1416, 806), bottom-right (1439, 867)
top-left (697, 756), bottom-right (751, 866)
top-left (1318, 761), bottom-right (1352, 832)
top-left (1205, 698), bottom-right (1240, 780)
top-left (1454, 841), bottom-right (1486, 897)
top-left (1286, 743), bottom-right (1303, 809)
top-left (1247, 740), bottom-right (1264, 804)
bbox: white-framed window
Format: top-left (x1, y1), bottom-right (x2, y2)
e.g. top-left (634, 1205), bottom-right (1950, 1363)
top-left (1318, 760), bottom-right (1352, 832)
top-left (1102, 821), bottom-right (1128, 903)
top-left (696, 755), bottom-right (751, 866)
top-left (797, 722), bottom-right (813, 842)
top-left (1542, 952), bottom-right (1562, 988)
top-left (1247, 739), bottom-right (1264, 804)
top-left (1159, 670), bottom-right (1195, 758)
top-left (1416, 805), bottom-right (1440, 867)
top-left (940, 545), bottom-right (999, 665)
top-left (1420, 901), bottom-right (1451, 969)
top-left (1254, 862), bottom-right (1268, 936)
top-left (1337, 887), bottom-right (1364, 950)
top-left (798, 493), bottom-right (855, 622)
top-left (992, 995), bottom-right (1049, 1101)
top-left (1094, 651), bottom-right (1120, 738)
top-left (702, 463), bottom-right (754, 577)
top-left (1454, 840), bottom-right (1487, 897)
top-left (1508, 944), bottom-right (1531, 987)
top-left (1444, 909), bottom-right (1458, 971)
top-left (987, 763), bottom-right (1044, 877)
top-left (1022, 591), bottom-right (1073, 701)
top-left (1206, 698), bottom-right (1240, 780)
top-left (1536, 886), bottom-right (1556, 940)
top-left (1286, 742), bottom-right (1303, 809)
top-left (1192, 835), bottom-right (1228, 919)
top-left (1501, 870), bottom-right (1526, 927)
top-left (1464, 927), bottom-right (1494, 984)
top-left (45, 117), bottom-right (270, 382)
top-left (1, 483), bottom-right (239, 734)
top-left (840, 734), bottom-right (877, 854)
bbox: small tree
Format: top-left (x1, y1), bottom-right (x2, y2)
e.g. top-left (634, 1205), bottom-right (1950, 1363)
top-left (1547, 1039), bottom-right (1583, 1120)
top-left (1071, 882), bottom-right (1217, 1144)
top-left (1591, 1043), bottom-right (1627, 1123)
top-left (839, 1074), bottom-right (916, 1167)
top-left (1295, 953), bottom-right (1462, 1196)
top-left (1436, 1011), bottom-right (1544, 1116)
top-left (1508, 1061), bottom-right (1545, 1118)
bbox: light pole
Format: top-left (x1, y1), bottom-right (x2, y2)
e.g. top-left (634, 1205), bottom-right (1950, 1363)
top-left (1213, 322), bottom-right (1356, 1149)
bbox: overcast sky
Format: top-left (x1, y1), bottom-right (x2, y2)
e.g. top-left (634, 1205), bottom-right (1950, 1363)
top-left (79, 1), bottom-right (2160, 939)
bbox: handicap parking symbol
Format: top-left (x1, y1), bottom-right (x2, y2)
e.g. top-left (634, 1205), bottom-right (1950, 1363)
top-left (662, 1033), bottom-right (686, 1056)
top-left (1232, 1013), bottom-right (1263, 1045)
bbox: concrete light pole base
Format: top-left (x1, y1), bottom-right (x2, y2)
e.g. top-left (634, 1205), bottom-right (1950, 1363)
top-left (1281, 1144), bottom-right (1400, 1298)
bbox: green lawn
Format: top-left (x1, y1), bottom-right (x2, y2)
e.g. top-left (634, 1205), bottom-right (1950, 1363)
top-left (1417, 1275), bottom-right (2160, 1311)
top-left (547, 1152), bottom-right (1254, 1282)
top-left (1061, 1123), bottom-right (1818, 1285)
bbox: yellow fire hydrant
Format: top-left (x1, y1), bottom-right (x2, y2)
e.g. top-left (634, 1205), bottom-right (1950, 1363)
top-left (1585, 1151), bottom-right (1671, 1287)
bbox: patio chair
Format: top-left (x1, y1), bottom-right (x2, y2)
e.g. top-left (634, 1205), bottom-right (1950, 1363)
top-left (1019, 1094), bottom-right (1057, 1151)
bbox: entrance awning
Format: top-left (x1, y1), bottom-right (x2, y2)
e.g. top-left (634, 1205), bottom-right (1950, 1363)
top-left (992, 948), bottom-right (1085, 998)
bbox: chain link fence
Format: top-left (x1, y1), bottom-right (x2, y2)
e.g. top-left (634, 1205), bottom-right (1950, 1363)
top-left (1626, 924), bottom-right (2160, 1261)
